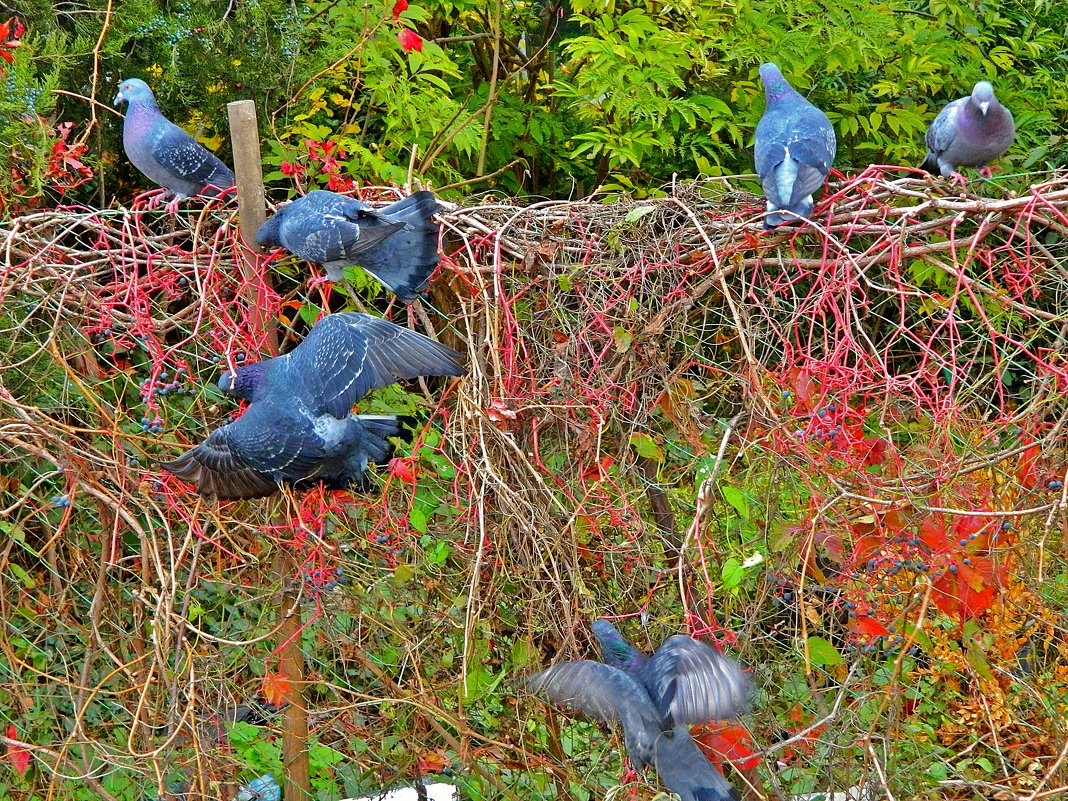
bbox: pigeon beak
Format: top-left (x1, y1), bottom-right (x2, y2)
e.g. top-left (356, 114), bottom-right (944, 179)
top-left (979, 100), bottom-right (990, 115)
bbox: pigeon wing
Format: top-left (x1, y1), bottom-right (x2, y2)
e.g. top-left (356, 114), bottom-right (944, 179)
top-left (150, 120), bottom-right (235, 195)
top-left (756, 108), bottom-right (834, 209)
top-left (643, 636), bottom-right (749, 727)
top-left (288, 312), bottom-right (465, 418)
top-left (528, 660), bottom-right (662, 768)
top-left (285, 193), bottom-right (405, 265)
top-left (160, 404), bottom-right (325, 500)
top-left (925, 99), bottom-right (963, 158)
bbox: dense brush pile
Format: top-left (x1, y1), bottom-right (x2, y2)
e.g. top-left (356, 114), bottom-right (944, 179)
top-left (0, 173), bottom-right (1066, 800)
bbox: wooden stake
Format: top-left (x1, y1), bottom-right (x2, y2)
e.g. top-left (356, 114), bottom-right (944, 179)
top-left (226, 99), bottom-right (311, 801)
top-left (226, 100), bottom-right (268, 255)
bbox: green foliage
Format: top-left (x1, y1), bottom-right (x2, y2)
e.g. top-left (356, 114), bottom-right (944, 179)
top-left (4, 0), bottom-right (1068, 210)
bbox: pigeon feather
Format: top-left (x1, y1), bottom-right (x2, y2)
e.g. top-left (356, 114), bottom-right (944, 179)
top-left (257, 190), bottom-right (443, 301)
top-left (160, 312), bottom-right (464, 500)
top-left (919, 81), bottom-right (1014, 177)
top-left (113, 78), bottom-right (234, 198)
top-left (755, 63), bottom-right (836, 229)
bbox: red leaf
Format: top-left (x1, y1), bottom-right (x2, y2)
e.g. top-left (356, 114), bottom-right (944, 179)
top-left (582, 455), bottom-right (613, 482)
top-left (389, 457), bottom-right (416, 484)
top-left (1016, 438), bottom-right (1039, 489)
top-left (487, 398), bottom-right (517, 425)
top-left (918, 515), bottom-right (948, 550)
top-left (261, 672), bottom-right (292, 707)
top-left (5, 724), bottom-right (30, 775)
top-left (931, 557), bottom-right (1005, 621)
top-left (392, 0), bottom-right (409, 20)
top-left (694, 723), bottom-right (759, 771)
top-left (857, 436), bottom-right (888, 467)
top-left (851, 615), bottom-right (892, 637)
top-left (397, 27), bottom-right (423, 52)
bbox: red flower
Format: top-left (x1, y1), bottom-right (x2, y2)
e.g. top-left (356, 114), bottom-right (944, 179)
top-left (392, 0), bottom-right (408, 20)
top-left (0, 17), bottom-right (25, 68)
top-left (280, 160), bottom-right (307, 178)
top-left (325, 173), bottom-right (354, 193)
top-left (397, 27), bottom-right (423, 52)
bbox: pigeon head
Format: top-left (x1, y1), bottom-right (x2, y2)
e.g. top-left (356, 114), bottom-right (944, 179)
top-left (968, 81), bottom-right (996, 116)
top-left (218, 363), bottom-right (268, 401)
top-left (255, 213), bottom-right (283, 249)
top-left (592, 619), bottom-right (642, 669)
top-left (758, 62), bottom-right (796, 103)
top-left (113, 78), bottom-right (158, 109)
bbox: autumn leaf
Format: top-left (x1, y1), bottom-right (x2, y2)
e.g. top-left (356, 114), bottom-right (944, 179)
top-left (5, 724), bottom-right (30, 775)
top-left (261, 672), bottom-right (292, 707)
top-left (850, 615), bottom-right (892, 637)
top-left (931, 557), bottom-right (1005, 621)
top-left (694, 723), bottom-right (759, 771)
top-left (389, 457), bottom-right (417, 483)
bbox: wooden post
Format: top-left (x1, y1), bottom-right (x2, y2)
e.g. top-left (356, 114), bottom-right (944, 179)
top-left (226, 100), bottom-right (312, 801)
top-left (226, 100), bottom-right (267, 255)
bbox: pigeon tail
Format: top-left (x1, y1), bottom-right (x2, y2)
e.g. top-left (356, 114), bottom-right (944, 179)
top-left (654, 728), bottom-right (740, 801)
top-left (918, 152), bottom-right (941, 176)
top-left (357, 191), bottom-right (444, 301)
top-left (352, 415), bottom-right (405, 466)
top-left (764, 200), bottom-right (813, 229)
top-left (324, 415), bottom-right (408, 492)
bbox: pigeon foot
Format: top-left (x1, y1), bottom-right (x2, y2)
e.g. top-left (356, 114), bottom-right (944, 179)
top-left (163, 194), bottom-right (183, 215)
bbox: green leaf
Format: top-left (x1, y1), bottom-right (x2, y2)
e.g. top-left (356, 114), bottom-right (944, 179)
top-left (409, 506), bottom-right (429, 534)
top-left (623, 205), bottom-right (657, 223)
top-left (720, 485), bottom-right (748, 518)
top-left (298, 302), bottom-right (321, 327)
top-left (427, 540), bottom-right (451, 564)
top-left (806, 636), bottom-right (844, 666)
top-left (721, 557), bottom-right (743, 590)
top-left (629, 432), bottom-right (663, 461)
top-left (927, 762), bottom-right (948, 781)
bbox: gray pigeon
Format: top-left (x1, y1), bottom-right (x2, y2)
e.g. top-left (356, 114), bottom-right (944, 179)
top-left (919, 81), bottom-right (1015, 180)
top-left (113, 78), bottom-right (235, 206)
top-left (528, 619), bottom-right (748, 801)
top-left (160, 312), bottom-right (464, 500)
top-left (256, 190), bottom-right (443, 301)
top-left (755, 62), bottom-right (837, 229)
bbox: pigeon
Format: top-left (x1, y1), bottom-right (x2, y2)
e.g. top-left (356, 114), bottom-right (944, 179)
top-left (160, 312), bottom-right (464, 500)
top-left (528, 619), bottom-right (749, 801)
top-left (919, 81), bottom-right (1015, 181)
top-left (755, 62), bottom-right (837, 229)
top-left (113, 77), bottom-right (235, 209)
top-left (236, 774), bottom-right (280, 801)
top-left (256, 190), bottom-right (444, 301)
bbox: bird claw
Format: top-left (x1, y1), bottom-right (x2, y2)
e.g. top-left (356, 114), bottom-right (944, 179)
top-left (163, 194), bottom-right (183, 215)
